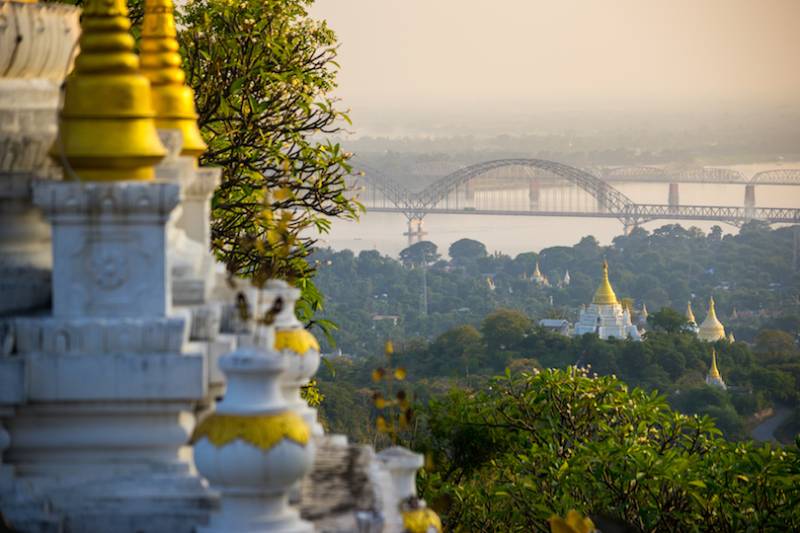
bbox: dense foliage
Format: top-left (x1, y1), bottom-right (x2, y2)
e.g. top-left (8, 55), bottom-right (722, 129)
top-left (313, 223), bottom-right (799, 357)
top-left (179, 0), bottom-right (360, 295)
top-left (318, 305), bottom-right (800, 441)
top-left (415, 368), bottom-right (800, 532)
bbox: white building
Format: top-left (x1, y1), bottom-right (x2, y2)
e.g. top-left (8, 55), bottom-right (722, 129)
top-left (573, 261), bottom-right (642, 341)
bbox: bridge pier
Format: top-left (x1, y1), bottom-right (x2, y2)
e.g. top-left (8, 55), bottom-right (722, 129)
top-left (597, 182), bottom-right (609, 212)
top-left (668, 182), bottom-right (679, 212)
top-left (529, 179), bottom-right (540, 210)
top-left (744, 184), bottom-right (756, 219)
top-left (403, 217), bottom-right (427, 246)
top-left (465, 180), bottom-right (475, 208)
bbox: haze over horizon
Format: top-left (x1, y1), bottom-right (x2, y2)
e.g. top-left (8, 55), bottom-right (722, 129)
top-left (311, 0), bottom-right (800, 137)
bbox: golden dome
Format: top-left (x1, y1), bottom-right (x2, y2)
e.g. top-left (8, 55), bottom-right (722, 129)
top-left (685, 301), bottom-right (696, 324)
top-left (592, 260), bottom-right (619, 305)
top-left (698, 296), bottom-right (726, 342)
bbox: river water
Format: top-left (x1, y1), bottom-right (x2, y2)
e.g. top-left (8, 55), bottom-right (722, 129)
top-left (319, 162), bottom-right (800, 257)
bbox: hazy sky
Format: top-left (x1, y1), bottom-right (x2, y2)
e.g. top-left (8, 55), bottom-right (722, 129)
top-left (311, 0), bottom-right (800, 133)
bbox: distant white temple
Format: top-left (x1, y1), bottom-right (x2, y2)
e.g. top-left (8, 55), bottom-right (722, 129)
top-left (573, 261), bottom-right (642, 341)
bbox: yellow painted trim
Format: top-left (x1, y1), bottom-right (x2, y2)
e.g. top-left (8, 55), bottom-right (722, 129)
top-left (402, 508), bottom-right (442, 533)
top-left (275, 328), bottom-right (320, 355)
top-left (191, 412), bottom-right (310, 451)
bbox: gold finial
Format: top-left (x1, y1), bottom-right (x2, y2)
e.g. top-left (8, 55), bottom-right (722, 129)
top-left (140, 0), bottom-right (207, 157)
top-left (52, 0), bottom-right (166, 181)
top-left (592, 260), bottom-right (618, 305)
top-left (709, 349), bottom-right (721, 379)
top-left (686, 301), bottom-right (696, 324)
top-left (698, 296), bottom-right (726, 342)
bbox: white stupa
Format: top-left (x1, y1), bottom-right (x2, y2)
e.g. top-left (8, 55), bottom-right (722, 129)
top-left (573, 261), bottom-right (641, 341)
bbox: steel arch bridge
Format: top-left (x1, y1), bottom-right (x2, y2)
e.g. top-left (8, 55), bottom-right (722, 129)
top-left (596, 166), bottom-right (747, 184)
top-left (751, 169), bottom-right (800, 185)
top-left (351, 158), bottom-right (800, 230)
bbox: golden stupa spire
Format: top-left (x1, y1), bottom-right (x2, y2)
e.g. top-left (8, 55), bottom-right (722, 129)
top-left (686, 301), bottom-right (696, 324)
top-left (698, 296), bottom-right (726, 342)
top-left (140, 0), bottom-right (207, 156)
top-left (592, 260), bottom-right (619, 305)
top-left (709, 349), bottom-right (721, 379)
top-left (53, 0), bottom-right (166, 181)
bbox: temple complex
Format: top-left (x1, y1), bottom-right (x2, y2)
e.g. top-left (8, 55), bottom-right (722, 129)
top-left (573, 261), bottom-right (641, 341)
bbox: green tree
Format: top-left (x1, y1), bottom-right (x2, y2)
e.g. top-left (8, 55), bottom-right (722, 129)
top-left (448, 238), bottom-right (488, 266)
top-left (429, 325), bottom-right (484, 377)
top-left (180, 0), bottom-right (361, 289)
top-left (481, 308), bottom-right (530, 354)
top-left (417, 368), bottom-right (800, 532)
top-left (647, 307), bottom-right (689, 334)
top-left (755, 329), bottom-right (799, 363)
top-left (400, 241), bottom-right (440, 267)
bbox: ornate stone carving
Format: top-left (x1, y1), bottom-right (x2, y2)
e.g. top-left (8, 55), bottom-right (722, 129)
top-left (33, 181), bottom-right (181, 223)
top-left (0, 2), bottom-right (80, 82)
top-left (188, 304), bottom-right (222, 341)
top-left (185, 167), bottom-right (222, 201)
top-left (14, 316), bottom-right (186, 355)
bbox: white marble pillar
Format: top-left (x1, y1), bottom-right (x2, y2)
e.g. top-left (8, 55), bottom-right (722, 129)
top-left (193, 307), bottom-right (315, 533)
top-left (0, 2), bottom-right (80, 316)
top-left (0, 181), bottom-right (213, 533)
top-left (376, 446), bottom-right (442, 533)
top-left (268, 280), bottom-right (324, 437)
top-left (157, 131), bottom-right (235, 406)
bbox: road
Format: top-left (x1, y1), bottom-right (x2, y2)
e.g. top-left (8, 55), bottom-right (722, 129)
top-left (750, 405), bottom-right (792, 443)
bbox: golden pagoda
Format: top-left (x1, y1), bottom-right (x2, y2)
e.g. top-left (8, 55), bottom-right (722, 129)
top-left (53, 0), bottom-right (166, 181)
top-left (592, 260), bottom-right (619, 305)
top-left (685, 301), bottom-right (697, 324)
top-left (140, 0), bottom-right (207, 156)
top-left (698, 296), bottom-right (726, 342)
top-left (532, 261), bottom-right (549, 286)
top-left (705, 348), bottom-right (727, 389)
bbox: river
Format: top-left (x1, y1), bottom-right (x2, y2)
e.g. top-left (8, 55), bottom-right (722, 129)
top-left (319, 162), bottom-right (800, 257)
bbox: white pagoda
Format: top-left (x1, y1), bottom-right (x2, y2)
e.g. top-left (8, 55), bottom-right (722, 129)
top-left (574, 261), bottom-right (641, 341)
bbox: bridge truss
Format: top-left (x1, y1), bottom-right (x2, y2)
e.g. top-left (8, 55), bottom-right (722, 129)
top-left (352, 159), bottom-right (800, 229)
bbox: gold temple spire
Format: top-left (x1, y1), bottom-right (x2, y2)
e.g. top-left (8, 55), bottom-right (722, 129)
top-left (685, 301), bottom-right (696, 324)
top-left (698, 296), bottom-right (726, 342)
top-left (52, 0), bottom-right (166, 181)
top-left (140, 0), bottom-right (207, 156)
top-left (709, 349), bottom-right (721, 379)
top-left (592, 260), bottom-right (619, 305)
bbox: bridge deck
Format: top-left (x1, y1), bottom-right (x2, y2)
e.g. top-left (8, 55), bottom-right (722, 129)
top-left (367, 205), bottom-right (800, 225)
